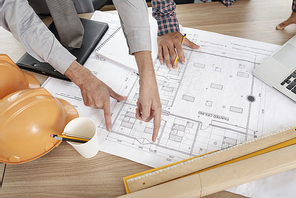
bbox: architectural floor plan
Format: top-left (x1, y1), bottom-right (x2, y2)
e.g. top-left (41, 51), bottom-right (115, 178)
top-left (43, 12), bottom-right (296, 168)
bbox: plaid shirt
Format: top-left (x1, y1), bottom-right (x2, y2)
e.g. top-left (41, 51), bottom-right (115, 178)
top-left (152, 0), bottom-right (179, 36)
top-left (293, 0), bottom-right (296, 12)
top-left (152, 0), bottom-right (237, 36)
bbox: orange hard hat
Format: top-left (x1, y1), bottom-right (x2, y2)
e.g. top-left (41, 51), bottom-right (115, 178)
top-left (0, 88), bottom-right (79, 164)
top-left (0, 54), bottom-right (40, 99)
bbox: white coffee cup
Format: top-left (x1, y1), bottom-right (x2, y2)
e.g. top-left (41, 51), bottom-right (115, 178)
top-left (64, 117), bottom-right (99, 158)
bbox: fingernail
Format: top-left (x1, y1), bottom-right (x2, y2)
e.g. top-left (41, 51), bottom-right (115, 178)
top-left (181, 60), bottom-right (185, 64)
top-left (107, 125), bottom-right (112, 132)
top-left (168, 64), bottom-right (172, 68)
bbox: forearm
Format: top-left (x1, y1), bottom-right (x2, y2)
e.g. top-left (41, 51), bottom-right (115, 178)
top-left (134, 51), bottom-right (157, 86)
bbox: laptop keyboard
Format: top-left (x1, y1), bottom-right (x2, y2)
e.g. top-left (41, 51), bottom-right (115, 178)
top-left (281, 70), bottom-right (296, 93)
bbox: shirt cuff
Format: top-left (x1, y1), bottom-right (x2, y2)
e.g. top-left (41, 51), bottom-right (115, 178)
top-left (47, 46), bottom-right (76, 74)
top-left (124, 27), bottom-right (152, 54)
top-left (21, 30), bottom-right (76, 75)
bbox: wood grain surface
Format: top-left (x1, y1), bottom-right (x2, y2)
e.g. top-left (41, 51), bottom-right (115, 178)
top-left (1, 0), bottom-right (295, 197)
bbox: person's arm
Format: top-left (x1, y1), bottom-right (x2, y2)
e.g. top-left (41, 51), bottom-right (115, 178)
top-left (134, 51), bottom-right (161, 142)
top-left (0, 0), bottom-right (126, 131)
top-left (113, 0), bottom-right (162, 142)
top-left (276, 0), bottom-right (296, 30)
top-left (0, 0), bottom-right (75, 74)
top-left (152, 0), bottom-right (199, 69)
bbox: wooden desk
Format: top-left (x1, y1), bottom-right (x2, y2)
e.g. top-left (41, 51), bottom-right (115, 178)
top-left (1, 0), bottom-right (295, 197)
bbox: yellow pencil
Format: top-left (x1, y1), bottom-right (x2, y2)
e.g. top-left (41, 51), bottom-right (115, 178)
top-left (174, 33), bottom-right (187, 64)
top-left (50, 134), bottom-right (90, 143)
top-left (62, 132), bottom-right (90, 140)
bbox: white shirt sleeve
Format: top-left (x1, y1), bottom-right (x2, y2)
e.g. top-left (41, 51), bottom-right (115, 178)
top-left (0, 0), bottom-right (76, 74)
top-left (113, 0), bottom-right (152, 55)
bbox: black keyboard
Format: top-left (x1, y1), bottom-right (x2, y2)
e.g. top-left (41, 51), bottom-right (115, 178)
top-left (281, 70), bottom-right (296, 94)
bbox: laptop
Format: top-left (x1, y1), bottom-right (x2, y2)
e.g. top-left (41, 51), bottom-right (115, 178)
top-left (16, 18), bottom-right (108, 81)
top-left (253, 35), bottom-right (296, 102)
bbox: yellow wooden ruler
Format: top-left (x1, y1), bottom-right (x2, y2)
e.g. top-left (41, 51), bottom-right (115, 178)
top-left (123, 126), bottom-right (296, 194)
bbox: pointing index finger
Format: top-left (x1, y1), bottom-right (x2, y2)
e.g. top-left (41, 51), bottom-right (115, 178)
top-left (152, 111), bottom-right (161, 142)
top-left (103, 98), bottom-right (112, 132)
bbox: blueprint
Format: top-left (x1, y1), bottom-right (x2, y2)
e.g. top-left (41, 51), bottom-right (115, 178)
top-left (43, 11), bottom-right (296, 168)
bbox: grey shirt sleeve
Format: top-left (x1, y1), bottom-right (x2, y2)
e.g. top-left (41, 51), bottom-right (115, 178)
top-left (113, 0), bottom-right (151, 55)
top-left (0, 0), bottom-right (76, 74)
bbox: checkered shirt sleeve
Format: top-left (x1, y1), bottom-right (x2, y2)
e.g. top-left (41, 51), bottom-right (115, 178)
top-left (152, 0), bottom-right (180, 36)
top-left (293, 0), bottom-right (296, 12)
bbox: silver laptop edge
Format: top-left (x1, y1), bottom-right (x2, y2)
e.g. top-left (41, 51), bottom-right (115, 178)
top-left (253, 35), bottom-right (296, 102)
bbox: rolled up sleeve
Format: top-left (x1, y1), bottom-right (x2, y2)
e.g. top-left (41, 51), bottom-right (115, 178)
top-left (113, 0), bottom-right (151, 55)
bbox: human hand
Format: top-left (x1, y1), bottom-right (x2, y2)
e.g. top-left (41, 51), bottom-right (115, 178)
top-left (276, 12), bottom-right (296, 30)
top-left (134, 51), bottom-right (162, 142)
top-left (65, 61), bottom-right (127, 132)
top-left (157, 32), bottom-right (199, 69)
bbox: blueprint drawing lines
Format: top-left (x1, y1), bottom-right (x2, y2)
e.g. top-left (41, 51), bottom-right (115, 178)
top-left (103, 38), bottom-right (267, 166)
top-left (44, 28), bottom-right (296, 168)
